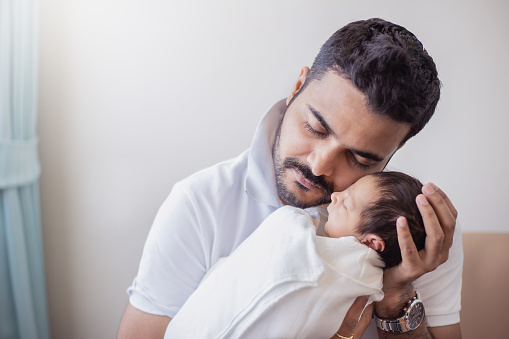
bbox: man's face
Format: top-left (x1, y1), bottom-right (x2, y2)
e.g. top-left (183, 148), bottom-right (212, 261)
top-left (273, 68), bottom-right (410, 208)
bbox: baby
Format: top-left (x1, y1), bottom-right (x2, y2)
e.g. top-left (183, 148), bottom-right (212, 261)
top-left (165, 171), bottom-right (427, 339)
top-left (324, 171), bottom-right (425, 268)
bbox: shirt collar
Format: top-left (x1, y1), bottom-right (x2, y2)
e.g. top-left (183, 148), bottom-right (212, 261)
top-left (245, 99), bottom-right (287, 208)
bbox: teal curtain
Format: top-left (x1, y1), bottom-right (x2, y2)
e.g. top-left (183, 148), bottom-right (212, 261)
top-left (0, 0), bottom-right (51, 338)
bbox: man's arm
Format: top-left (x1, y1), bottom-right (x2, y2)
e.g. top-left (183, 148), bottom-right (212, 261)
top-left (376, 323), bottom-right (461, 339)
top-left (374, 284), bottom-right (461, 339)
top-left (116, 181), bottom-right (212, 338)
top-left (117, 303), bottom-right (171, 339)
top-left (331, 297), bottom-right (372, 339)
top-left (374, 183), bottom-right (461, 339)
top-left (429, 324), bottom-right (462, 339)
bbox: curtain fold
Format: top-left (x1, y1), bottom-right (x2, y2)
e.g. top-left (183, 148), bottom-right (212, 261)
top-left (0, 0), bottom-right (51, 338)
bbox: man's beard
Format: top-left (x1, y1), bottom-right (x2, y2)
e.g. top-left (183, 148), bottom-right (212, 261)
top-left (272, 117), bottom-right (334, 208)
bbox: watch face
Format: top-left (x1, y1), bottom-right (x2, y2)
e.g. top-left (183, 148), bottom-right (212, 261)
top-left (407, 301), bottom-right (425, 330)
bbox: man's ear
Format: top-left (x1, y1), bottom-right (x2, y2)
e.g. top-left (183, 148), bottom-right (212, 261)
top-left (361, 234), bottom-right (385, 252)
top-left (286, 66), bottom-right (310, 105)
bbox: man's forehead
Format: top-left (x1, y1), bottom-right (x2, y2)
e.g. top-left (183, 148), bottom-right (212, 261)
top-left (304, 73), bottom-right (409, 153)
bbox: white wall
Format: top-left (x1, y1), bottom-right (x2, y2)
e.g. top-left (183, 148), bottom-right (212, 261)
top-left (38, 0), bottom-right (509, 338)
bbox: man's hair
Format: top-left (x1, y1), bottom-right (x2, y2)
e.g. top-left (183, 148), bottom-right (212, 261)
top-left (304, 18), bottom-right (441, 143)
top-left (358, 171), bottom-right (426, 268)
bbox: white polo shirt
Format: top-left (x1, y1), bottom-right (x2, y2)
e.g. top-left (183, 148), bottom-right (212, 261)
top-left (127, 99), bottom-right (463, 335)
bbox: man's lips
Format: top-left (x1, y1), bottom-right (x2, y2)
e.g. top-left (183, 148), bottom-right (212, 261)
top-left (295, 169), bottom-right (320, 190)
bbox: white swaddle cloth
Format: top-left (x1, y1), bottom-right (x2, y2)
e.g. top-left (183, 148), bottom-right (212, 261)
top-left (165, 206), bottom-right (384, 339)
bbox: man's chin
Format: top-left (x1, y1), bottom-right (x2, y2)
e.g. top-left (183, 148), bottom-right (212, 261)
top-left (279, 190), bottom-right (330, 209)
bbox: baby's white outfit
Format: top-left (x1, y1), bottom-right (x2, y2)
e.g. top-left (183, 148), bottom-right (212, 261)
top-left (164, 205), bottom-right (384, 339)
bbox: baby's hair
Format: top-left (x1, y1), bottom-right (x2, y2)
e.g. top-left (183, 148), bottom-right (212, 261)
top-left (358, 171), bottom-right (426, 268)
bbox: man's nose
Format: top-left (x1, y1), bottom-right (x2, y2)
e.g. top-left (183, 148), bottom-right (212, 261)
top-left (307, 149), bottom-right (336, 177)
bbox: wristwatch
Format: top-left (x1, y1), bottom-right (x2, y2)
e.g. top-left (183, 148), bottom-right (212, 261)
top-left (373, 291), bottom-right (425, 333)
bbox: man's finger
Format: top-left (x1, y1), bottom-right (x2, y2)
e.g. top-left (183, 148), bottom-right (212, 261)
top-left (336, 296), bottom-right (368, 337)
top-left (416, 193), bottom-right (444, 269)
top-left (422, 183), bottom-right (456, 253)
top-left (425, 183), bottom-right (458, 219)
top-left (396, 217), bottom-right (421, 263)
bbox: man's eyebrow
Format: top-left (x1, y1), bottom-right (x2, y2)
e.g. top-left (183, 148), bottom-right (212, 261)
top-left (307, 104), bottom-right (336, 136)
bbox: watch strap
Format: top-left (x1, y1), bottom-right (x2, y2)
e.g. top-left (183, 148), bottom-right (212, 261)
top-left (373, 291), bottom-right (422, 333)
top-left (374, 315), bottom-right (409, 333)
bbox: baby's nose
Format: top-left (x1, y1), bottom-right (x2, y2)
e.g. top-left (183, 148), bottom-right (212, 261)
top-left (330, 192), bottom-right (340, 204)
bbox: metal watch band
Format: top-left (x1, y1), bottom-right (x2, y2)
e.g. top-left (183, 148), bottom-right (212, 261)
top-left (374, 316), bottom-right (406, 333)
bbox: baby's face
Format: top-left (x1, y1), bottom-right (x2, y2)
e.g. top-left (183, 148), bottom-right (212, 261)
top-left (324, 175), bottom-right (379, 238)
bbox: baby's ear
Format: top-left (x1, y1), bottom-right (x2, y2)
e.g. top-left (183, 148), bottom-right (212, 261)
top-left (361, 234), bottom-right (385, 252)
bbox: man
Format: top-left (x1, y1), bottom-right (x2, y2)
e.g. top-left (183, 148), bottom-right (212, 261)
top-left (118, 18), bottom-right (462, 339)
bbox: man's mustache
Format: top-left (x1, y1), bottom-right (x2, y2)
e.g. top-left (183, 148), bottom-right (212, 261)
top-left (283, 157), bottom-right (334, 195)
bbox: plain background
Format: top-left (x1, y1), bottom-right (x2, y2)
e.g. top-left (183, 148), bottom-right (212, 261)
top-left (38, 0), bottom-right (508, 338)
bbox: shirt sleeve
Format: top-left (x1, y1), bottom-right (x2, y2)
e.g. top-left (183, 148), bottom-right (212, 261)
top-left (414, 220), bottom-right (464, 327)
top-left (127, 182), bottom-right (207, 318)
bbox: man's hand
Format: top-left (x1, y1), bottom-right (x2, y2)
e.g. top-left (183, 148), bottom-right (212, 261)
top-left (332, 296), bottom-right (373, 339)
top-left (376, 183), bottom-right (457, 320)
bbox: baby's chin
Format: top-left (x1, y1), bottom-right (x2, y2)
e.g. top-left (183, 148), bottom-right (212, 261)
top-left (323, 222), bottom-right (331, 237)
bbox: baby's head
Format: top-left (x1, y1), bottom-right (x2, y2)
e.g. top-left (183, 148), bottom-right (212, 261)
top-left (324, 171), bottom-right (426, 268)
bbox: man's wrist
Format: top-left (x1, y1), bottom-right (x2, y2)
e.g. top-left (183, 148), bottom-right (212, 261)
top-left (375, 284), bottom-right (415, 319)
top-left (374, 290), bottom-right (425, 334)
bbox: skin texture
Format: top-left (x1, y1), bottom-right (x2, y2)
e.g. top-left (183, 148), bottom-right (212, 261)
top-left (118, 68), bottom-right (460, 339)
